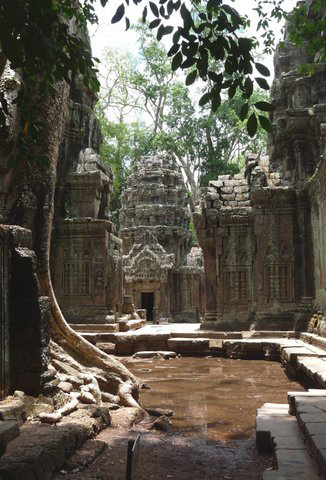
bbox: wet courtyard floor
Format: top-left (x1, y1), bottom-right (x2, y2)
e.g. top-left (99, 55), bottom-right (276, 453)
top-left (128, 356), bottom-right (305, 442)
top-left (55, 357), bottom-right (305, 480)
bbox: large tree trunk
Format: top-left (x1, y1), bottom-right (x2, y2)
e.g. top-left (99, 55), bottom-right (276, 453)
top-left (1, 73), bottom-right (140, 406)
top-left (39, 82), bottom-right (140, 407)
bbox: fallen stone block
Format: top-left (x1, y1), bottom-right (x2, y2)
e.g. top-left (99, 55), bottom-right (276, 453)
top-left (118, 319), bottom-right (146, 332)
top-left (0, 400), bottom-right (25, 425)
top-left (149, 415), bottom-right (171, 432)
top-left (145, 408), bottom-right (173, 417)
top-left (132, 351), bottom-right (176, 359)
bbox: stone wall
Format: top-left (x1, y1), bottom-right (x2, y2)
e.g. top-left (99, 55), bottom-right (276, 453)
top-left (120, 154), bottom-right (205, 322)
top-left (194, 156), bottom-right (313, 330)
top-left (0, 226), bottom-right (50, 398)
top-left (52, 149), bottom-right (123, 323)
top-left (52, 73), bottom-right (124, 323)
top-left (309, 158), bottom-right (326, 314)
top-left (194, 1), bottom-right (326, 330)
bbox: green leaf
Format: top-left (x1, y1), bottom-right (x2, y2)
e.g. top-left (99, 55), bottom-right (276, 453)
top-left (247, 112), bottom-right (258, 137)
top-left (239, 102), bottom-right (249, 121)
top-left (180, 4), bottom-right (193, 30)
top-left (244, 77), bottom-right (253, 98)
top-left (171, 51), bottom-right (183, 70)
top-left (208, 71), bottom-right (223, 84)
top-left (255, 77), bottom-right (270, 90)
top-left (181, 57), bottom-right (197, 69)
top-left (211, 93), bottom-right (221, 112)
top-left (173, 30), bottom-right (181, 44)
top-left (125, 17), bottom-right (130, 30)
top-left (185, 70), bottom-right (197, 85)
top-left (157, 24), bottom-right (165, 41)
top-left (258, 115), bottom-right (273, 133)
top-left (165, 26), bottom-right (174, 34)
top-left (149, 18), bottom-right (161, 29)
top-left (255, 62), bottom-right (271, 77)
top-left (228, 83), bottom-right (237, 99)
top-left (199, 92), bottom-right (211, 107)
top-left (167, 0), bottom-right (174, 15)
top-left (142, 6), bottom-right (147, 22)
top-left (238, 37), bottom-right (253, 53)
top-left (167, 44), bottom-right (180, 56)
top-left (173, 0), bottom-right (181, 11)
top-left (149, 1), bottom-right (159, 17)
top-left (111, 4), bottom-right (125, 23)
top-left (255, 101), bottom-right (274, 112)
top-left (100, 0), bottom-right (107, 6)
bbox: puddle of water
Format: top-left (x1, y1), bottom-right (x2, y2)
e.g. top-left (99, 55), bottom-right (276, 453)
top-left (129, 357), bottom-right (305, 442)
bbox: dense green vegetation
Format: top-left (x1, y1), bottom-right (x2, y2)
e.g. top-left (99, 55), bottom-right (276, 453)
top-left (96, 24), bottom-right (269, 218)
top-left (0, 0), bottom-right (324, 167)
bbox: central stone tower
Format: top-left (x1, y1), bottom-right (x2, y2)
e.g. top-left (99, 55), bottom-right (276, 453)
top-left (119, 154), bottom-right (205, 322)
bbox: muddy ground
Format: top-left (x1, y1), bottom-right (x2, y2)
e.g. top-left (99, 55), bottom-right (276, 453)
top-left (54, 407), bottom-right (273, 480)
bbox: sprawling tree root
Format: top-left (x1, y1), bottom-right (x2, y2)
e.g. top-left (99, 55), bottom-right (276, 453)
top-left (44, 274), bottom-right (140, 407)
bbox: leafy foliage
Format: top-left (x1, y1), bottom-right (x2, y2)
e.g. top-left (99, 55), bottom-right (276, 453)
top-left (0, 0), bottom-right (323, 166)
top-left (97, 27), bottom-right (269, 214)
top-left (0, 0), bottom-right (99, 164)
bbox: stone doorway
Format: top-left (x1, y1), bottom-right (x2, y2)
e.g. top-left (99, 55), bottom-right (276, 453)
top-left (141, 292), bottom-right (154, 322)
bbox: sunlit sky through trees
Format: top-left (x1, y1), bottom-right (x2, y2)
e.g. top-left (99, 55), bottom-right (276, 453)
top-left (89, 0), bottom-right (296, 76)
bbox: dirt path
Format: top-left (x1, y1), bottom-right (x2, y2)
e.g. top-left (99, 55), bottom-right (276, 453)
top-left (54, 407), bottom-right (273, 480)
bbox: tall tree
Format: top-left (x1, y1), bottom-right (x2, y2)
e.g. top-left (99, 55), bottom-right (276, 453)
top-left (97, 27), bottom-right (269, 208)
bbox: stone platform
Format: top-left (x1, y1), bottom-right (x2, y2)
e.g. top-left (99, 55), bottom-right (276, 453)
top-left (256, 389), bottom-right (326, 479)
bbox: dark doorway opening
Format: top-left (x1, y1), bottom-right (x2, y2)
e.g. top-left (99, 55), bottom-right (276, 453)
top-left (141, 292), bottom-right (154, 322)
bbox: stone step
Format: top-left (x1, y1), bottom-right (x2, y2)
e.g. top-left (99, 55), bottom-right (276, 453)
top-left (288, 390), bottom-right (326, 415)
top-left (71, 324), bottom-right (119, 333)
top-left (81, 332), bottom-right (117, 344)
top-left (256, 403), bottom-right (320, 479)
top-left (167, 337), bottom-right (210, 354)
top-left (296, 357), bottom-right (326, 387)
top-left (290, 391), bottom-right (326, 477)
top-left (281, 345), bottom-right (326, 364)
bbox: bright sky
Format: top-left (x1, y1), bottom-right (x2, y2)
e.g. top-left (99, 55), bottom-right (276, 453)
top-left (89, 0), bottom-right (296, 76)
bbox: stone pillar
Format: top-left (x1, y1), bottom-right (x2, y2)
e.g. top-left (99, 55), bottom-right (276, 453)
top-left (201, 246), bottom-right (218, 326)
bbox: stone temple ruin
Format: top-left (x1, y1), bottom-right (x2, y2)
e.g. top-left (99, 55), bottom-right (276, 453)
top-left (194, 21), bottom-right (326, 332)
top-left (52, 148), bottom-right (123, 324)
top-left (49, 19), bottom-right (325, 333)
top-left (0, 1), bottom-right (326, 478)
top-left (119, 154), bottom-right (205, 322)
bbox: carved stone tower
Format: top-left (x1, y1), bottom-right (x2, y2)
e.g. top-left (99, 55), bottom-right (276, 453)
top-left (119, 154), bottom-right (205, 322)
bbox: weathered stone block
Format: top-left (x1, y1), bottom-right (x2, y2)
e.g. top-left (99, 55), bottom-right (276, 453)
top-left (234, 185), bottom-right (249, 194)
top-left (221, 187), bottom-right (234, 194)
top-left (235, 193), bottom-right (250, 201)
